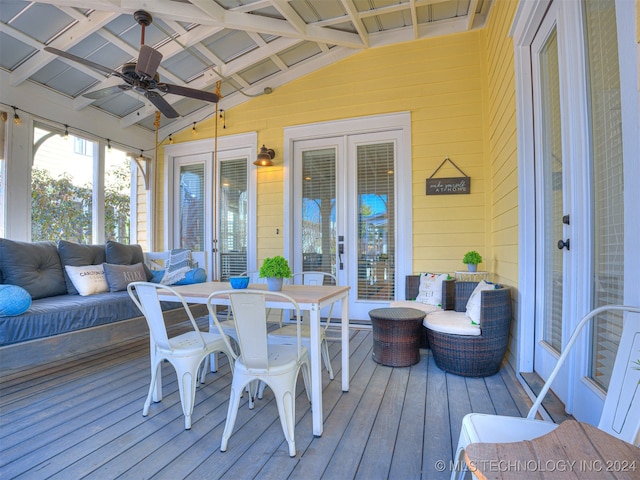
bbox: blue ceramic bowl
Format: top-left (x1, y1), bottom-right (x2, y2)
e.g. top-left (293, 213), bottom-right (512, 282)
top-left (229, 276), bottom-right (250, 289)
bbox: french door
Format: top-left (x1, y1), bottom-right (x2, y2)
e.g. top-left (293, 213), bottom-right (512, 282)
top-left (166, 135), bottom-right (257, 281)
top-left (529, 0), bottom-right (626, 418)
top-left (287, 113), bottom-right (412, 321)
top-left (532, 3), bottom-right (571, 403)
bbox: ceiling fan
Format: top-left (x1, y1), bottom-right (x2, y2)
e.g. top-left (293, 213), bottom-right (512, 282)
top-left (44, 10), bottom-right (219, 119)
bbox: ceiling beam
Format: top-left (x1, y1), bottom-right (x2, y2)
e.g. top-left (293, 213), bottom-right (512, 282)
top-left (10, 10), bottom-right (118, 86)
top-left (339, 0), bottom-right (370, 48)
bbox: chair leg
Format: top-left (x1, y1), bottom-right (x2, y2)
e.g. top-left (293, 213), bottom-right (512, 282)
top-left (321, 339), bottom-right (334, 380)
top-left (143, 360), bottom-right (162, 417)
top-left (300, 362), bottom-right (311, 403)
top-left (221, 379), bottom-right (244, 452)
top-left (199, 357), bottom-right (209, 383)
top-left (257, 380), bottom-right (266, 400)
top-left (451, 433), bottom-right (470, 480)
top-left (176, 363), bottom-right (201, 430)
top-left (274, 383), bottom-right (297, 457)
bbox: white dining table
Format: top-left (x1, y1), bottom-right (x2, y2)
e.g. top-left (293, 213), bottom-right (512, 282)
top-left (157, 281), bottom-right (351, 436)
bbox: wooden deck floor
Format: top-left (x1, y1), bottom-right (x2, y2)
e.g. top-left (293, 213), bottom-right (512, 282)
top-left (1, 321), bottom-right (536, 480)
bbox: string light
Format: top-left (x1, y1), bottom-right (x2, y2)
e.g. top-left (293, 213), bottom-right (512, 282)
top-left (107, 139), bottom-right (112, 152)
top-left (3, 103), bottom-right (218, 154)
top-left (12, 106), bottom-right (22, 126)
top-left (138, 150), bottom-right (144, 161)
top-left (220, 109), bottom-right (226, 129)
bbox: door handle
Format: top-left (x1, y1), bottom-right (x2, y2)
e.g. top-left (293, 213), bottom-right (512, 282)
top-left (557, 239), bottom-right (570, 251)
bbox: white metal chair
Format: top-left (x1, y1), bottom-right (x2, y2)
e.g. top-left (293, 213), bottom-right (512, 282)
top-left (207, 289), bottom-right (311, 457)
top-left (268, 271), bottom-right (337, 380)
top-left (451, 304), bottom-right (640, 480)
top-left (127, 282), bottom-right (235, 430)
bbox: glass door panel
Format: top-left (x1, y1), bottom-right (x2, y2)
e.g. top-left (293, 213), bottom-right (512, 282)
top-left (218, 158), bottom-right (248, 280)
top-left (584, 0), bottom-right (625, 391)
top-left (300, 148), bottom-right (336, 278)
top-left (539, 28), bottom-right (564, 354)
top-left (356, 142), bottom-right (395, 302)
top-left (532, 6), bottom-right (571, 403)
top-left (178, 163), bottom-right (205, 251)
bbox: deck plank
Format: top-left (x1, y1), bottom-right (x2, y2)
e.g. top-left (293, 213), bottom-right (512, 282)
top-left (0, 327), bottom-right (537, 480)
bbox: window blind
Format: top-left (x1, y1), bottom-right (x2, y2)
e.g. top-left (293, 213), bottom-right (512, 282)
top-left (584, 0), bottom-right (624, 391)
top-left (219, 158), bottom-right (248, 280)
top-left (357, 142), bottom-right (395, 301)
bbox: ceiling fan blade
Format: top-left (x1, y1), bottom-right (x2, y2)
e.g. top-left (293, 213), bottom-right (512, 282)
top-left (135, 45), bottom-right (162, 79)
top-left (145, 91), bottom-right (179, 118)
top-left (83, 85), bottom-right (132, 99)
top-left (44, 46), bottom-right (123, 79)
top-left (157, 83), bottom-right (219, 103)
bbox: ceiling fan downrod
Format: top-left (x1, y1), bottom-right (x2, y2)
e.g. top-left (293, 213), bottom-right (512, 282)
top-left (134, 10), bottom-right (153, 45)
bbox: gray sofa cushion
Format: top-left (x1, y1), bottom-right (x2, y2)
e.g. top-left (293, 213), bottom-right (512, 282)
top-left (105, 241), bottom-right (152, 280)
top-left (0, 239), bottom-right (67, 299)
top-left (58, 240), bottom-right (106, 295)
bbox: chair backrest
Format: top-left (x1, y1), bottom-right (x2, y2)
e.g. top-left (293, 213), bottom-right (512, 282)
top-left (526, 305), bottom-right (640, 444)
top-left (239, 271), bottom-right (265, 283)
top-left (208, 289), bottom-right (302, 370)
top-left (127, 281), bottom-right (206, 352)
top-left (291, 271), bottom-right (336, 287)
top-left (291, 271), bottom-right (337, 323)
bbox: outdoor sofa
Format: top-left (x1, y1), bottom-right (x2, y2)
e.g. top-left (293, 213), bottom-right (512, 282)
top-left (0, 239), bottom-right (206, 370)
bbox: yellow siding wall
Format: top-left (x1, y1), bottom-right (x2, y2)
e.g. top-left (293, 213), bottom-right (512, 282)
top-left (165, 31), bottom-right (490, 272)
top-left (482, 0), bottom-right (519, 368)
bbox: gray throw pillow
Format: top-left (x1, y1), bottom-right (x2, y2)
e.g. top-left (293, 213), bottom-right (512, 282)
top-left (103, 262), bottom-right (148, 292)
top-left (0, 238), bottom-right (67, 299)
top-left (105, 241), bottom-right (152, 280)
top-left (58, 240), bottom-right (106, 295)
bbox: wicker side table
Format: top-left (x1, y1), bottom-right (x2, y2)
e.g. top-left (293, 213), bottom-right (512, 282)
top-left (369, 307), bottom-right (427, 367)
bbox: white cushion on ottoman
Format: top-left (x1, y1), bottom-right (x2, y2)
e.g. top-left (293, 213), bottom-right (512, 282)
top-left (390, 301), bottom-right (441, 315)
top-left (424, 310), bottom-right (481, 336)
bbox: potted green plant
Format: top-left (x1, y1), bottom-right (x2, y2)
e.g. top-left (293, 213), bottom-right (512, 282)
top-left (259, 255), bottom-right (292, 291)
top-left (462, 250), bottom-right (482, 272)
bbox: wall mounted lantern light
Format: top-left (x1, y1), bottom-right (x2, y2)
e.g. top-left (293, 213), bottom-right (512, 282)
top-left (254, 145), bottom-right (275, 166)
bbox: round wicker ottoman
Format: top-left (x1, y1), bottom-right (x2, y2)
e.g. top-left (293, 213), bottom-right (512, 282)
top-left (369, 307), bottom-right (427, 367)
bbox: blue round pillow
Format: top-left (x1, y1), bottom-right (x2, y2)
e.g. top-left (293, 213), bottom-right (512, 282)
top-left (0, 285), bottom-right (32, 316)
top-left (173, 268), bottom-right (207, 285)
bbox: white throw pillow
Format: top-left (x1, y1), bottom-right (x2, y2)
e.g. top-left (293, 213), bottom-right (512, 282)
top-left (64, 264), bottom-right (109, 296)
top-left (415, 273), bottom-right (449, 307)
top-left (465, 280), bottom-right (496, 325)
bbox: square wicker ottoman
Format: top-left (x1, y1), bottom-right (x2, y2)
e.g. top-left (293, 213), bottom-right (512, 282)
top-left (369, 307), bottom-right (427, 367)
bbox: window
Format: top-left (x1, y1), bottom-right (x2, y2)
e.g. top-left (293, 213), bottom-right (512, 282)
top-left (74, 137), bottom-right (93, 156)
top-left (31, 124), bottom-right (132, 243)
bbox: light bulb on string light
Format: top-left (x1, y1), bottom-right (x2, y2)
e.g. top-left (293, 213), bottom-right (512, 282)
top-left (12, 106), bottom-right (21, 126)
top-left (192, 122), bottom-right (197, 135)
top-left (63, 125), bottom-right (69, 140)
top-left (107, 139), bottom-right (112, 152)
top-left (138, 150), bottom-right (144, 162)
top-left (168, 135), bottom-right (174, 144)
